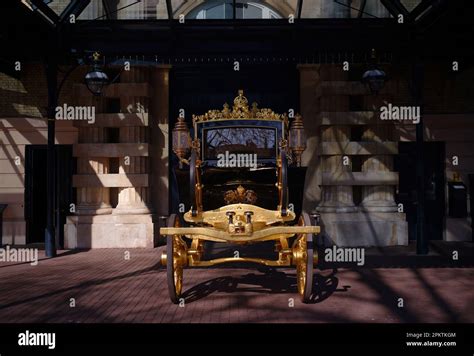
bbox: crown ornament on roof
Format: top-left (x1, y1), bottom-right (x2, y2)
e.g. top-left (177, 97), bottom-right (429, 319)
top-left (233, 89), bottom-right (248, 109)
top-left (192, 90), bottom-right (288, 124)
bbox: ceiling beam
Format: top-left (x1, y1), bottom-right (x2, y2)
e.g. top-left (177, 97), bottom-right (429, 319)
top-left (166, 0), bottom-right (173, 20)
top-left (393, 0), bottom-right (411, 17)
top-left (102, 0), bottom-right (112, 20)
top-left (30, 0), bottom-right (60, 25)
top-left (380, 0), bottom-right (410, 18)
top-left (358, 0), bottom-right (367, 18)
top-left (410, 0), bottom-right (435, 19)
top-left (415, 0), bottom-right (452, 31)
top-left (59, 0), bottom-right (91, 24)
top-left (297, 0), bottom-right (303, 19)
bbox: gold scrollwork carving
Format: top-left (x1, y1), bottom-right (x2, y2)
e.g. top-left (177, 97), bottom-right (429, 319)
top-left (192, 90), bottom-right (289, 125)
top-left (224, 185), bottom-right (257, 205)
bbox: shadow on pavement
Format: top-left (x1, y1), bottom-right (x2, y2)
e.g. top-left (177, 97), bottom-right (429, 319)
top-left (182, 267), bottom-right (344, 304)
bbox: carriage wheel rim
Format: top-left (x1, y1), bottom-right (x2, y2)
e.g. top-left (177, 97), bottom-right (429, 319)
top-left (166, 214), bottom-right (185, 304)
top-left (295, 212), bottom-right (314, 302)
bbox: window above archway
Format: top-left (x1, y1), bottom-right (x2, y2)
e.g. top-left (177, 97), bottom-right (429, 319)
top-left (186, 1), bottom-right (282, 19)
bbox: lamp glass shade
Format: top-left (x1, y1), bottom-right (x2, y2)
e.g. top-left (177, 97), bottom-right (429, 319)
top-left (85, 69), bottom-right (109, 96)
top-left (172, 118), bottom-right (191, 160)
top-left (289, 116), bottom-right (306, 151)
top-left (289, 115), bottom-right (306, 166)
top-left (289, 127), bottom-right (306, 151)
top-left (362, 68), bottom-right (386, 94)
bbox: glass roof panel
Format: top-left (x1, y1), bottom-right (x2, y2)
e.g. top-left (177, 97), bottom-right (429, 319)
top-left (173, 0), bottom-right (391, 20)
top-left (78, 0), bottom-right (168, 20)
top-left (400, 0), bottom-right (423, 12)
top-left (302, 0), bottom-right (390, 18)
top-left (22, 0), bottom-right (72, 15)
top-left (47, 0), bottom-right (72, 15)
top-left (69, 0), bottom-right (398, 21)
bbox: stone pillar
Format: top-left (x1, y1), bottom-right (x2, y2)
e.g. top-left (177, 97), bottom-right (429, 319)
top-left (318, 126), bottom-right (357, 212)
top-left (149, 66), bottom-right (171, 216)
top-left (76, 127), bottom-right (112, 215)
top-left (298, 64), bottom-right (321, 212)
top-left (303, 63), bottom-right (408, 247)
top-left (65, 65), bottom-right (156, 249)
top-left (360, 126), bottom-right (397, 212)
top-left (114, 126), bottom-right (151, 214)
top-left (113, 68), bottom-right (151, 215)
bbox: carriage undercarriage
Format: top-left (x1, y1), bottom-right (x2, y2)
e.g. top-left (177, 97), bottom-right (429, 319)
top-left (161, 204), bottom-right (320, 303)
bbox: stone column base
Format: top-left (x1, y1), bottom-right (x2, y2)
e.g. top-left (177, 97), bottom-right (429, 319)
top-left (113, 205), bottom-right (151, 215)
top-left (320, 211), bottom-right (408, 247)
top-left (76, 206), bottom-right (113, 215)
top-left (64, 214), bottom-right (156, 248)
top-left (318, 204), bottom-right (358, 213)
top-left (359, 200), bottom-right (398, 212)
top-left (1, 220), bottom-right (26, 245)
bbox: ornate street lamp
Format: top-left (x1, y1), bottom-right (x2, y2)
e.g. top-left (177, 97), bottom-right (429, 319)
top-left (362, 49), bottom-right (386, 95)
top-left (289, 114), bottom-right (306, 167)
top-left (45, 51), bottom-right (111, 257)
top-left (85, 52), bottom-right (109, 96)
top-left (172, 117), bottom-right (192, 168)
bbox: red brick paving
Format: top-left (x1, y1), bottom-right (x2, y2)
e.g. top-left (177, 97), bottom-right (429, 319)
top-left (0, 248), bottom-right (472, 323)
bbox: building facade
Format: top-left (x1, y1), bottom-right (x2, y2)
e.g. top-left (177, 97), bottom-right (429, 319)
top-left (1, 0), bottom-right (472, 248)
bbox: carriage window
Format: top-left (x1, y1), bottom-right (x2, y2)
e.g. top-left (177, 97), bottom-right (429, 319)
top-left (204, 126), bottom-right (276, 159)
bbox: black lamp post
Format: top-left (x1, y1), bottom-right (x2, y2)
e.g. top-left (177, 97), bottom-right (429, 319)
top-left (413, 61), bottom-right (427, 255)
top-left (45, 57), bottom-right (58, 258)
top-left (45, 51), bottom-right (108, 257)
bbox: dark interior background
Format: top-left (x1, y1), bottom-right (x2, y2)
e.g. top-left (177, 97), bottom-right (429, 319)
top-left (395, 142), bottom-right (446, 241)
top-left (25, 145), bottom-right (76, 248)
top-left (169, 63), bottom-right (299, 214)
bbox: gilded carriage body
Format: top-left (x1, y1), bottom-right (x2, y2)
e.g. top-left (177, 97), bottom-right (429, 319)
top-left (160, 90), bottom-right (320, 303)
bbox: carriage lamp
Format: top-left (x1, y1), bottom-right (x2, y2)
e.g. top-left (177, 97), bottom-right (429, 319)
top-left (289, 114), bottom-right (306, 167)
top-left (362, 48), bottom-right (386, 95)
top-left (85, 52), bottom-right (109, 96)
top-left (172, 117), bottom-right (191, 168)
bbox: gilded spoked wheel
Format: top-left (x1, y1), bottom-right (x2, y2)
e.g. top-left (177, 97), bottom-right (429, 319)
top-left (292, 212), bottom-right (314, 303)
top-left (166, 214), bottom-right (187, 304)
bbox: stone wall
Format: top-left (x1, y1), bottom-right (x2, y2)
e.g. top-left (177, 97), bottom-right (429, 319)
top-left (299, 62), bottom-right (474, 246)
top-left (64, 65), bottom-right (171, 248)
top-left (1, 59), bottom-right (472, 247)
top-left (0, 62), bottom-right (170, 248)
top-left (0, 63), bottom-right (78, 244)
top-left (299, 63), bottom-right (408, 247)
top-left (424, 114), bottom-right (474, 242)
